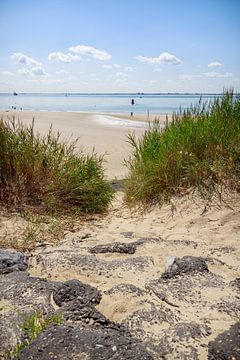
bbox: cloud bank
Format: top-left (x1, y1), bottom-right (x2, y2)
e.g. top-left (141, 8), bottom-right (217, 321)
top-left (48, 52), bottom-right (80, 63)
top-left (69, 45), bottom-right (111, 60)
top-left (208, 61), bottom-right (223, 69)
top-left (11, 52), bottom-right (42, 67)
top-left (136, 52), bottom-right (183, 65)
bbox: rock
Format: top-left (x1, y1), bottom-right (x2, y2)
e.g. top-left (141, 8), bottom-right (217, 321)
top-left (19, 323), bottom-right (153, 360)
top-left (59, 300), bottom-right (110, 325)
top-left (0, 271), bottom-right (61, 356)
top-left (208, 322), bottom-right (240, 359)
top-left (158, 322), bottom-right (211, 360)
top-left (146, 271), bottom-right (226, 307)
top-left (231, 277), bottom-right (240, 290)
top-left (0, 249), bottom-right (28, 274)
top-left (53, 279), bottom-right (101, 307)
top-left (105, 283), bottom-right (145, 297)
top-left (34, 251), bottom-right (154, 277)
top-left (165, 256), bottom-right (176, 271)
top-left (161, 256), bottom-right (209, 279)
top-left (89, 242), bottom-right (136, 254)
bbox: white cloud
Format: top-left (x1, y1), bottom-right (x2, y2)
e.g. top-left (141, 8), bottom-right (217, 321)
top-left (69, 45), bottom-right (112, 60)
top-left (153, 68), bottom-right (162, 72)
top-left (17, 66), bottom-right (46, 77)
top-left (204, 71), bottom-right (233, 78)
top-left (2, 71), bottom-right (14, 76)
top-left (208, 61), bottom-right (223, 69)
top-left (136, 52), bottom-right (183, 65)
top-left (11, 52), bottom-right (42, 67)
top-left (48, 52), bottom-right (80, 63)
top-left (102, 63), bottom-right (121, 69)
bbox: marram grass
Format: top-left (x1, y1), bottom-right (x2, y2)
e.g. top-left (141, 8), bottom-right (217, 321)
top-left (125, 90), bottom-right (240, 205)
top-left (0, 117), bottom-right (113, 214)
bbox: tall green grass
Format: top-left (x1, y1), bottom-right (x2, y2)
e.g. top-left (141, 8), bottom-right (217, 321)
top-left (125, 91), bottom-right (240, 205)
top-left (0, 117), bottom-right (113, 213)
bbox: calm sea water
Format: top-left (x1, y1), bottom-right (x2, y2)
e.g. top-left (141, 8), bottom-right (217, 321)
top-left (0, 93), bottom-right (222, 114)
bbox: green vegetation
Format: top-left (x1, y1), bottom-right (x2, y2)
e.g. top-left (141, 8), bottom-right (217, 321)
top-left (0, 117), bottom-right (113, 214)
top-left (125, 91), bottom-right (240, 205)
top-left (10, 311), bottom-right (62, 358)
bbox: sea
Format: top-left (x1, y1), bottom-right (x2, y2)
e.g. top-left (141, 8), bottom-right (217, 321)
top-left (0, 93), bottom-right (223, 114)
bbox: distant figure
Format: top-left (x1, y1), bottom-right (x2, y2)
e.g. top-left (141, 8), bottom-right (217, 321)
top-left (131, 98), bottom-right (135, 105)
top-left (130, 111), bottom-right (133, 117)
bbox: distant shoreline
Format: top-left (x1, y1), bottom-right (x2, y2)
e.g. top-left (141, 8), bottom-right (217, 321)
top-left (0, 92), bottom-right (236, 96)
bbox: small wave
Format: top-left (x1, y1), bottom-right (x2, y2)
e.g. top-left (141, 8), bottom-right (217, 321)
top-left (95, 115), bottom-right (147, 128)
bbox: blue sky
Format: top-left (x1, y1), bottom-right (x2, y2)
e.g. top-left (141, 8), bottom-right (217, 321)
top-left (0, 0), bottom-right (239, 92)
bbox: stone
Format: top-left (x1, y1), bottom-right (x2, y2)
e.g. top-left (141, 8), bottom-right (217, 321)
top-left (161, 256), bottom-right (209, 279)
top-left (19, 323), bottom-right (153, 360)
top-left (0, 271), bottom-right (61, 357)
top-left (53, 279), bottom-right (102, 307)
top-left (158, 322), bottom-right (211, 360)
top-left (59, 300), bottom-right (110, 325)
top-left (89, 242), bottom-right (136, 254)
top-left (0, 249), bottom-right (28, 274)
top-left (231, 277), bottom-right (240, 290)
top-left (208, 322), bottom-right (240, 360)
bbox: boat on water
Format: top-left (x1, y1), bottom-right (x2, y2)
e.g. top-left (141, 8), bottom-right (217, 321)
top-left (13, 92), bottom-right (18, 96)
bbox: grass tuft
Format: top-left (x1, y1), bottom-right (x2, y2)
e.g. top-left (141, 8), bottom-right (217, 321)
top-left (125, 90), bottom-right (240, 205)
top-left (0, 117), bottom-right (113, 214)
top-left (9, 311), bottom-right (62, 358)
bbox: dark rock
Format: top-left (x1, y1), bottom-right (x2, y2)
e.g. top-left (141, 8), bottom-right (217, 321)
top-left (60, 300), bottom-right (110, 325)
top-left (35, 251), bottom-right (154, 277)
top-left (231, 277), bottom-right (240, 290)
top-left (0, 249), bottom-right (28, 274)
top-left (0, 271), bottom-right (61, 356)
top-left (158, 322), bottom-right (211, 360)
top-left (53, 279), bottom-right (101, 307)
top-left (146, 272), bottom-right (226, 305)
top-left (89, 242), bottom-right (137, 254)
top-left (161, 256), bottom-right (209, 279)
top-left (19, 323), bottom-right (153, 360)
top-left (208, 322), bottom-right (240, 360)
top-left (124, 302), bottom-right (178, 340)
top-left (105, 283), bottom-right (145, 297)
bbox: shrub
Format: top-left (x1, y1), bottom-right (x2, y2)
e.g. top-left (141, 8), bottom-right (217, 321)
top-left (125, 90), bottom-right (240, 205)
top-left (0, 117), bottom-right (113, 214)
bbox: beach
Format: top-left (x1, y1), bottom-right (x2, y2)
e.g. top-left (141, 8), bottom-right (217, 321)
top-left (1, 107), bottom-right (240, 359)
top-left (0, 110), bottom-right (168, 178)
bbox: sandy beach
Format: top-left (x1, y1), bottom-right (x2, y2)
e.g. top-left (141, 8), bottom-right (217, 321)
top-left (0, 110), bottom-right (168, 179)
top-left (1, 108), bottom-right (239, 359)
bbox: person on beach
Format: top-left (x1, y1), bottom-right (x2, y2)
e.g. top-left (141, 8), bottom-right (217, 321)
top-left (131, 98), bottom-right (135, 116)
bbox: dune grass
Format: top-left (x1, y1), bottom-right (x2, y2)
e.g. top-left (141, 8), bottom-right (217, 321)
top-left (0, 117), bottom-right (113, 214)
top-left (10, 311), bottom-right (62, 358)
top-left (125, 90), bottom-right (240, 205)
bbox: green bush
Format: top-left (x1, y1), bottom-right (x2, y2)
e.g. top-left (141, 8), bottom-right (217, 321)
top-left (0, 118), bottom-right (113, 214)
top-left (125, 90), bottom-right (240, 205)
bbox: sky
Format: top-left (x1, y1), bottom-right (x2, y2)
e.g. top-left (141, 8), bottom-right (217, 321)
top-left (0, 0), bottom-right (239, 93)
